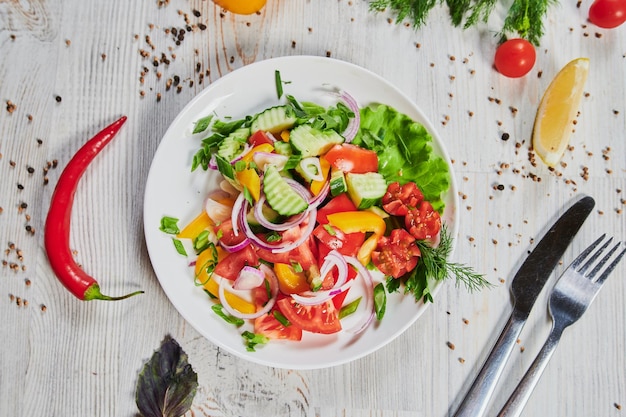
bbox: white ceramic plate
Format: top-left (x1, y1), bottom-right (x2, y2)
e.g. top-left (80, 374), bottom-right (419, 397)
top-left (144, 56), bottom-right (459, 369)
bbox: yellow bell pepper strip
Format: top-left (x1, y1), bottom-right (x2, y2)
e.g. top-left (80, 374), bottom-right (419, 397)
top-left (195, 246), bottom-right (256, 314)
top-left (235, 169), bottom-right (261, 202)
top-left (280, 130), bottom-right (290, 142)
top-left (274, 263), bottom-right (311, 294)
top-left (235, 143), bottom-right (274, 202)
top-left (326, 211), bottom-right (387, 265)
top-left (177, 211), bottom-right (213, 239)
top-left (310, 156), bottom-right (331, 196)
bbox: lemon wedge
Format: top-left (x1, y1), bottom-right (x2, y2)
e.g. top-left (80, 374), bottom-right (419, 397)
top-left (532, 58), bottom-right (590, 167)
top-left (213, 0), bottom-right (267, 14)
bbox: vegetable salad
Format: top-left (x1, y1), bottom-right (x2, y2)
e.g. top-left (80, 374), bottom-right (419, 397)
top-left (160, 84), bottom-right (482, 351)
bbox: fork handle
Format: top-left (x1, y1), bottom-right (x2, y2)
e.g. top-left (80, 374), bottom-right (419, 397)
top-left (454, 309), bottom-right (527, 417)
top-left (497, 326), bottom-right (565, 417)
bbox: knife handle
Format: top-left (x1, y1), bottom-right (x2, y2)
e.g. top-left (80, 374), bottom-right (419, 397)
top-left (453, 308), bottom-right (527, 417)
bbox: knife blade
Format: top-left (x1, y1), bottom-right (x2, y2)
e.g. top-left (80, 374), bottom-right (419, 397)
top-left (453, 194), bottom-right (595, 417)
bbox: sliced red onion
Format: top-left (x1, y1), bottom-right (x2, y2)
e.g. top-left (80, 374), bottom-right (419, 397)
top-left (208, 153), bottom-right (218, 170)
top-left (230, 142), bottom-right (252, 164)
top-left (290, 250), bottom-right (352, 305)
top-left (338, 90), bottom-right (360, 143)
top-left (218, 264), bottom-right (279, 320)
top-left (342, 255), bottom-right (375, 335)
top-left (230, 192), bottom-right (246, 237)
top-left (233, 266), bottom-right (265, 290)
top-left (270, 210), bottom-right (316, 253)
top-left (299, 157), bottom-right (324, 182)
top-left (252, 152), bottom-right (289, 171)
top-left (283, 178), bottom-right (313, 201)
top-left (220, 180), bottom-right (239, 196)
top-left (205, 192), bottom-right (233, 223)
top-left (308, 180), bottom-right (330, 208)
top-left (265, 132), bottom-right (278, 143)
top-left (253, 194), bottom-right (307, 231)
top-left (220, 237), bottom-right (251, 253)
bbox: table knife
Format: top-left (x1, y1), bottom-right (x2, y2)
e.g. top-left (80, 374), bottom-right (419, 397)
top-left (453, 195), bottom-right (595, 417)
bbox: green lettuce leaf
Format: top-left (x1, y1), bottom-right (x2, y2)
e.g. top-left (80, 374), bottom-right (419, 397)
top-left (136, 336), bottom-right (198, 417)
top-left (352, 104), bottom-right (450, 212)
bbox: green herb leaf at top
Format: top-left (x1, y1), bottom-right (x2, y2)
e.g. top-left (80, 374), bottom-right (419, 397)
top-left (192, 115), bottom-right (213, 134)
top-left (135, 336), bottom-right (198, 417)
top-left (159, 216), bottom-right (180, 235)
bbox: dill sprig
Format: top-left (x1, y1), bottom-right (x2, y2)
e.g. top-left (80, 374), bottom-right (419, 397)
top-left (370, 0), bottom-right (556, 46)
top-left (387, 224), bottom-right (492, 303)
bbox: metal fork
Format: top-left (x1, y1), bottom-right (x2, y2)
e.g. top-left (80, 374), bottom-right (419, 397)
top-left (497, 234), bottom-right (626, 417)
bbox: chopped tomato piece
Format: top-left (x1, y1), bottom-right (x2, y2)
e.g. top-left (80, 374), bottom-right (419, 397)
top-left (382, 181), bottom-right (424, 216)
top-left (313, 224), bottom-right (365, 257)
top-left (248, 130), bottom-right (274, 146)
top-left (316, 193), bottom-right (357, 224)
top-left (215, 219), bottom-right (247, 247)
top-left (213, 245), bottom-right (259, 280)
top-left (253, 289), bottom-right (302, 341)
top-left (277, 298), bottom-right (342, 334)
top-left (405, 200), bottom-right (441, 240)
top-left (371, 228), bottom-right (421, 279)
top-left (323, 144), bottom-right (378, 173)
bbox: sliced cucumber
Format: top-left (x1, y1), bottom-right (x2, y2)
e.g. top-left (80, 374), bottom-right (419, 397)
top-left (263, 165), bottom-right (308, 216)
top-left (217, 127), bottom-right (250, 161)
top-left (329, 168), bottom-right (347, 196)
top-left (273, 141), bottom-right (292, 156)
top-left (250, 106), bottom-right (296, 134)
top-left (289, 124), bottom-right (344, 157)
top-left (346, 172), bottom-right (387, 209)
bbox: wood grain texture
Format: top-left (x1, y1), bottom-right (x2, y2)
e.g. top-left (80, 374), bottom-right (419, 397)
top-left (0, 0), bottom-right (624, 416)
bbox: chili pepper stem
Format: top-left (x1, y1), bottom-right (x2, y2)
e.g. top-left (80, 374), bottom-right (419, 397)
top-left (83, 284), bottom-right (144, 301)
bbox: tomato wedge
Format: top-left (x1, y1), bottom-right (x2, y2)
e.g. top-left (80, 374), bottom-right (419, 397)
top-left (405, 200), bottom-right (441, 240)
top-left (382, 181), bottom-right (424, 216)
top-left (213, 245), bottom-right (258, 280)
top-left (323, 144), bottom-right (378, 173)
top-left (277, 298), bottom-right (342, 334)
top-left (248, 130), bottom-right (274, 146)
top-left (215, 219), bottom-right (247, 247)
top-left (371, 228), bottom-right (421, 279)
top-left (253, 289), bottom-right (302, 341)
top-left (316, 193), bottom-right (357, 224)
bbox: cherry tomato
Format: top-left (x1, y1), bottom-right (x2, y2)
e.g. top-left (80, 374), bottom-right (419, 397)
top-left (589, 0), bottom-right (626, 28)
top-left (405, 201), bottom-right (441, 241)
top-left (494, 38), bottom-right (536, 78)
top-left (323, 144), bottom-right (379, 173)
top-left (212, 0), bottom-right (267, 15)
top-left (277, 298), bottom-right (342, 334)
top-left (371, 229), bottom-right (421, 279)
top-left (382, 181), bottom-right (424, 216)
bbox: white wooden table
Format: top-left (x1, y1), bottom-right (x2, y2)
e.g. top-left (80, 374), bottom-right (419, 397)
top-left (1, 1), bottom-right (625, 416)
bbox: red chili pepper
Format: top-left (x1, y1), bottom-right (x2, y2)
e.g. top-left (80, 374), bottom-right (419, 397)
top-left (44, 116), bottom-right (144, 301)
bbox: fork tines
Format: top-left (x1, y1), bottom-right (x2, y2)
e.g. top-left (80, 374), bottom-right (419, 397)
top-left (575, 234), bottom-right (626, 285)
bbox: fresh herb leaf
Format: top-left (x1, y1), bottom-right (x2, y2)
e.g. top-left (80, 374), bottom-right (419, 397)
top-left (172, 238), bottom-right (187, 256)
top-left (193, 115), bottom-right (213, 134)
top-left (135, 336), bottom-right (198, 417)
top-left (339, 297), bottom-right (362, 319)
top-left (275, 70), bottom-right (283, 99)
top-left (369, 0), bottom-right (553, 46)
top-left (212, 304), bottom-right (245, 327)
top-left (159, 216), bottom-right (180, 235)
top-left (193, 230), bottom-right (211, 253)
top-left (273, 310), bottom-right (291, 326)
top-left (265, 231), bottom-right (282, 242)
top-left (215, 154), bottom-right (235, 180)
top-left (373, 283), bottom-right (387, 320)
top-left (242, 331), bottom-right (269, 352)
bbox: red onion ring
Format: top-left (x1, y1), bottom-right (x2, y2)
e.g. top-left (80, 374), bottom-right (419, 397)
top-left (270, 210), bottom-right (316, 254)
top-left (220, 237), bottom-right (251, 253)
top-left (218, 264), bottom-right (279, 320)
top-left (342, 255), bottom-right (375, 335)
top-left (233, 265), bottom-right (265, 290)
top-left (230, 142), bottom-right (252, 164)
top-left (290, 250), bottom-right (351, 305)
top-left (338, 90), bottom-right (360, 143)
top-left (230, 192), bottom-right (246, 237)
top-left (253, 194), bottom-right (307, 231)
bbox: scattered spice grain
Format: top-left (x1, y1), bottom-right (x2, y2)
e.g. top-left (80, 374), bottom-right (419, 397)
top-left (446, 341), bottom-right (455, 350)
